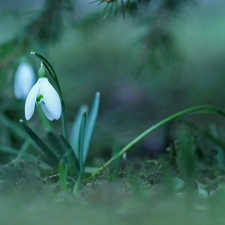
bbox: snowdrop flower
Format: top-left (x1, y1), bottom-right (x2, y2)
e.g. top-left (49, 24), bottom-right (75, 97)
top-left (25, 65), bottom-right (61, 121)
top-left (14, 62), bottom-right (36, 100)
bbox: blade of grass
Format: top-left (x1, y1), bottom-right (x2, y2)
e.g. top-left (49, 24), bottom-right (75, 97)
top-left (0, 144), bottom-right (52, 170)
top-left (17, 138), bottom-right (31, 160)
top-left (0, 145), bottom-right (20, 155)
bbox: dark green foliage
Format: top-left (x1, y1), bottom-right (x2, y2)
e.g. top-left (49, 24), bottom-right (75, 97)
top-left (24, 0), bottom-right (74, 45)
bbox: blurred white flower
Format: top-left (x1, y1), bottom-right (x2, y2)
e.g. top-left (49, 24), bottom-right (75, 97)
top-left (14, 62), bottom-right (36, 100)
top-left (25, 77), bottom-right (61, 121)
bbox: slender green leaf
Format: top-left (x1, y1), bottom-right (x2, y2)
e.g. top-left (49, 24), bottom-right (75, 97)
top-left (0, 144), bottom-right (52, 170)
top-left (70, 105), bottom-right (88, 161)
top-left (97, 0), bottom-right (105, 5)
top-left (79, 111), bottom-right (87, 169)
top-left (20, 120), bottom-right (59, 166)
top-left (88, 0), bottom-right (104, 3)
top-left (83, 92), bottom-right (100, 163)
top-left (103, 1), bottom-right (111, 12)
top-left (17, 138), bottom-right (31, 159)
top-left (0, 145), bottom-right (20, 155)
top-left (0, 111), bottom-right (57, 158)
top-left (0, 114), bottom-right (26, 139)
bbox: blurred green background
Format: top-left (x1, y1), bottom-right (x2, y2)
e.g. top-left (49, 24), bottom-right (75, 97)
top-left (1, 0), bottom-right (225, 163)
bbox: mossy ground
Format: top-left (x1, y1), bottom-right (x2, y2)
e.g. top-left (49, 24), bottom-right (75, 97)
top-left (0, 155), bottom-right (224, 225)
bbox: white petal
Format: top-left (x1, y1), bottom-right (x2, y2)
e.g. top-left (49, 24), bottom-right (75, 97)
top-left (39, 78), bottom-right (62, 120)
top-left (25, 81), bottom-right (39, 120)
top-left (14, 63), bottom-right (36, 100)
top-left (40, 103), bottom-right (54, 121)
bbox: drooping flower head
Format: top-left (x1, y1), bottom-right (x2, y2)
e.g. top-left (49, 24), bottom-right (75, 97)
top-left (25, 64), bottom-right (62, 121)
top-left (14, 60), bottom-right (36, 100)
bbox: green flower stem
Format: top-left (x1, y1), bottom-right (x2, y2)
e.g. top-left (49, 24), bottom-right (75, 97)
top-left (88, 105), bottom-right (225, 180)
top-left (61, 103), bottom-right (68, 139)
top-left (37, 106), bottom-right (53, 132)
top-left (31, 52), bottom-right (68, 139)
top-left (73, 171), bottom-right (83, 195)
